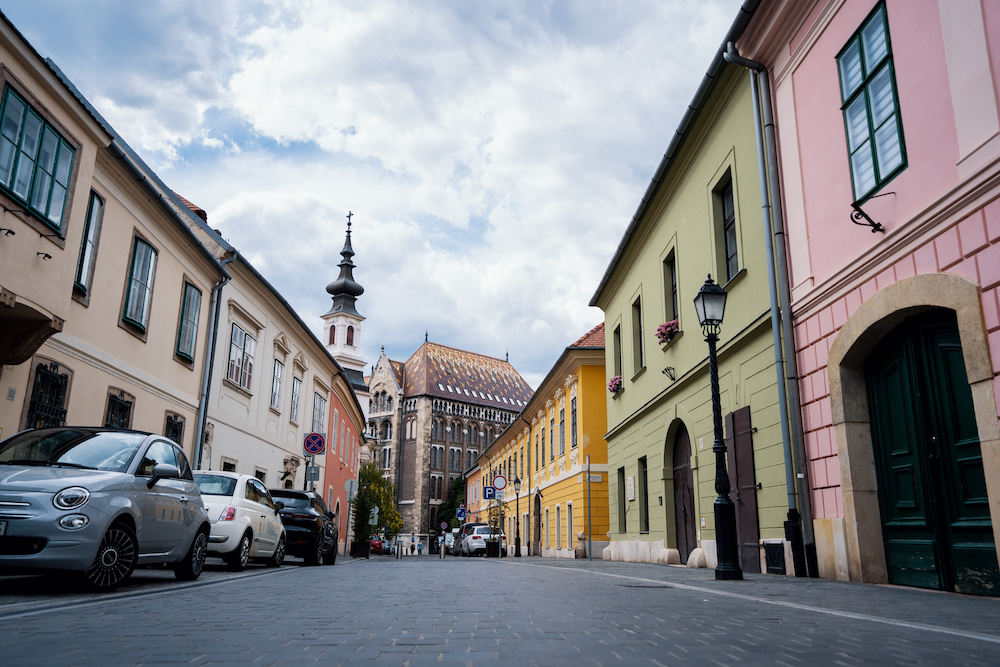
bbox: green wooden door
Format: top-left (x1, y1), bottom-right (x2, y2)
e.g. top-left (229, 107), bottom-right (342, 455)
top-left (866, 310), bottom-right (998, 595)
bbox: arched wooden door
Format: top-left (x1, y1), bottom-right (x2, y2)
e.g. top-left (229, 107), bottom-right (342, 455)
top-left (672, 424), bottom-right (696, 564)
top-left (865, 309), bottom-right (999, 595)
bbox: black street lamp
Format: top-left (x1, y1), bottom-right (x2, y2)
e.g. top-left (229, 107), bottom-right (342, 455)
top-left (513, 475), bottom-right (522, 557)
top-left (694, 274), bottom-right (743, 581)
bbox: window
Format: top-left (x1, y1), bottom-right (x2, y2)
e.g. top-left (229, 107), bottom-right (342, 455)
top-left (176, 283), bottom-right (201, 361)
top-left (571, 398), bottom-right (577, 448)
top-left (613, 325), bottom-right (622, 378)
top-left (164, 412), bottom-right (185, 445)
top-left (24, 360), bottom-right (68, 429)
top-left (290, 376), bottom-right (301, 423)
top-left (254, 469), bottom-right (266, 483)
top-left (0, 87), bottom-right (75, 231)
top-left (227, 324), bottom-right (256, 392)
top-left (312, 392), bottom-right (327, 434)
top-left (638, 456), bottom-right (649, 533)
top-left (347, 326), bottom-right (355, 346)
top-left (221, 459), bottom-right (237, 472)
top-left (715, 179), bottom-right (739, 282)
top-left (74, 191), bottom-right (104, 295)
top-left (535, 433), bottom-right (539, 470)
top-left (270, 360), bottom-right (284, 411)
top-left (123, 237), bottom-right (157, 331)
top-left (556, 506), bottom-right (562, 549)
top-left (549, 418), bottom-right (554, 461)
top-left (632, 296), bottom-right (644, 374)
top-left (541, 427), bottom-right (546, 463)
top-left (663, 251), bottom-right (678, 322)
top-left (617, 467), bottom-right (627, 532)
top-left (838, 3), bottom-right (904, 201)
top-left (328, 326), bottom-right (335, 345)
top-left (559, 409), bottom-right (565, 456)
top-left (520, 445), bottom-right (524, 478)
top-left (104, 388), bottom-right (134, 429)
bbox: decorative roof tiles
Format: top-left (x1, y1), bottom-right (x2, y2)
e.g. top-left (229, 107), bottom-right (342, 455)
top-left (569, 323), bottom-right (605, 350)
top-left (402, 341), bottom-right (532, 409)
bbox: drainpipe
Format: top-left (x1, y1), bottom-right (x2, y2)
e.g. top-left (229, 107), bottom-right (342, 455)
top-left (724, 42), bottom-right (817, 577)
top-left (194, 251), bottom-right (238, 471)
top-left (520, 413), bottom-right (532, 555)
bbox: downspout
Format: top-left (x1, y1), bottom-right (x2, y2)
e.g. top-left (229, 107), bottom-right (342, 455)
top-left (724, 43), bottom-right (816, 577)
top-left (520, 413), bottom-right (532, 555)
top-left (195, 251), bottom-right (238, 470)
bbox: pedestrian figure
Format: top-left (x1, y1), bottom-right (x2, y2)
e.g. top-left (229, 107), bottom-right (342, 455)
top-left (410, 536), bottom-right (415, 555)
top-left (417, 541), bottom-right (423, 555)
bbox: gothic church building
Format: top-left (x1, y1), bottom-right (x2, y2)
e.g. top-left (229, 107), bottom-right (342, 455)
top-left (368, 341), bottom-right (533, 540)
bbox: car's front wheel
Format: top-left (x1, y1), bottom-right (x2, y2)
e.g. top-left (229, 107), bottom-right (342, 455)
top-left (174, 530), bottom-right (208, 581)
top-left (225, 530), bottom-right (252, 571)
top-left (267, 535), bottom-right (285, 568)
top-left (84, 523), bottom-right (137, 590)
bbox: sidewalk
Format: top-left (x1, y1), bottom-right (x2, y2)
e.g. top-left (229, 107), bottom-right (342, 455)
top-left (497, 556), bottom-right (1000, 643)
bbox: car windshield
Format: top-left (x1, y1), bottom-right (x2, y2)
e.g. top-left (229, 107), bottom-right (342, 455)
top-left (194, 474), bottom-right (238, 497)
top-left (0, 429), bottom-right (145, 473)
top-left (271, 495), bottom-right (310, 509)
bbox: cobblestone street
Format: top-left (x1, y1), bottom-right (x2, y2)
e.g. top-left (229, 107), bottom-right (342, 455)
top-left (2, 555), bottom-right (999, 666)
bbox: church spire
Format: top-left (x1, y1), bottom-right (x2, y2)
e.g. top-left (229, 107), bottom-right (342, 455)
top-left (325, 212), bottom-right (364, 316)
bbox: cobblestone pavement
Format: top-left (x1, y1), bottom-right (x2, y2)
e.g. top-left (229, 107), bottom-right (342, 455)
top-left (2, 553), bottom-right (999, 666)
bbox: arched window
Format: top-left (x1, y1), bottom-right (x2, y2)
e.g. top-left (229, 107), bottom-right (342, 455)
top-left (387, 397), bottom-right (393, 412)
top-left (328, 326), bottom-right (336, 345)
top-left (346, 326), bottom-right (355, 346)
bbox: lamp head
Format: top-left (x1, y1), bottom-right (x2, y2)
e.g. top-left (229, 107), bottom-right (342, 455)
top-left (513, 476), bottom-right (521, 492)
top-left (694, 274), bottom-right (727, 335)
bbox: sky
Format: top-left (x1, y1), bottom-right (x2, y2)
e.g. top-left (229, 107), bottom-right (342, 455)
top-left (3, 0), bottom-right (743, 388)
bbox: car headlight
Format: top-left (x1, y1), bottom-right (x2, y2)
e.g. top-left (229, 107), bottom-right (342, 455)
top-left (53, 486), bottom-right (91, 510)
top-left (58, 514), bottom-right (90, 530)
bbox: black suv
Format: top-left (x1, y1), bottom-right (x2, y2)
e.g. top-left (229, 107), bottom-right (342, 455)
top-left (268, 489), bottom-right (337, 565)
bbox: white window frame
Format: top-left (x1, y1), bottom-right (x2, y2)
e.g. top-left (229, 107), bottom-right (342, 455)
top-left (270, 359), bottom-right (284, 411)
top-left (290, 376), bottom-right (302, 424)
top-left (312, 392), bottom-right (327, 434)
top-left (123, 237), bottom-right (157, 331)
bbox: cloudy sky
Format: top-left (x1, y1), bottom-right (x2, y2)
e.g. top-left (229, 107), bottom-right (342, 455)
top-left (4, 0), bottom-right (741, 387)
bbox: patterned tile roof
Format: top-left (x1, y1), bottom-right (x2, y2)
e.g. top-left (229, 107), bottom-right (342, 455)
top-left (389, 359), bottom-right (405, 387)
top-left (172, 191), bottom-right (207, 222)
top-left (569, 322), bottom-right (605, 349)
top-left (402, 341), bottom-right (533, 410)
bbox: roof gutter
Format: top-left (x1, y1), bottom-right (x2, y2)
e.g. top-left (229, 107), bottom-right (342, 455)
top-left (589, 0), bottom-right (761, 307)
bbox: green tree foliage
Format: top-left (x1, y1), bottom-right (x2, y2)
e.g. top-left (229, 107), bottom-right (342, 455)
top-left (435, 477), bottom-right (465, 529)
top-left (351, 461), bottom-right (402, 541)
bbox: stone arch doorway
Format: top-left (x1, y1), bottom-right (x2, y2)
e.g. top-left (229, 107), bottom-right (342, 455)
top-left (532, 494), bottom-right (542, 556)
top-left (865, 309), bottom-right (998, 594)
top-left (672, 423), bottom-right (696, 564)
top-left (827, 274), bottom-right (1000, 594)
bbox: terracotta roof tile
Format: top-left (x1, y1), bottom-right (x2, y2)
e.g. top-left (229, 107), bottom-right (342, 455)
top-left (402, 341), bottom-right (532, 409)
top-left (172, 191), bottom-right (207, 222)
top-left (569, 322), bottom-right (605, 349)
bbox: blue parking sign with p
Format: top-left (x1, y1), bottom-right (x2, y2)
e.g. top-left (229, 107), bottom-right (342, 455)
top-left (484, 486), bottom-right (496, 500)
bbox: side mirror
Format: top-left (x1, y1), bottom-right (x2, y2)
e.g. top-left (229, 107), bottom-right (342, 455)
top-left (326, 511), bottom-right (334, 520)
top-left (147, 463), bottom-right (180, 488)
top-left (274, 501), bottom-right (285, 513)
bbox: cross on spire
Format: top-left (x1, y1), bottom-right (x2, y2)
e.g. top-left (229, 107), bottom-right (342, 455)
top-left (346, 211), bottom-right (353, 228)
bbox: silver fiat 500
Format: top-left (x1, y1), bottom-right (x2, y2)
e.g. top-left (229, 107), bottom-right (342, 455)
top-left (0, 427), bottom-right (210, 590)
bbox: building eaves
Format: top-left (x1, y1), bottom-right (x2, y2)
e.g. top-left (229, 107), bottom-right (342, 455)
top-left (589, 0), bottom-right (761, 307)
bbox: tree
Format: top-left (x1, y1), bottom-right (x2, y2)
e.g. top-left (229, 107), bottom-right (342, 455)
top-left (351, 461), bottom-right (402, 542)
top-left (436, 477), bottom-right (465, 529)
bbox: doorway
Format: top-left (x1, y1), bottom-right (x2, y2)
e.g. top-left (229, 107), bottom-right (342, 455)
top-left (866, 309), bottom-right (999, 594)
top-left (672, 423), bottom-right (696, 563)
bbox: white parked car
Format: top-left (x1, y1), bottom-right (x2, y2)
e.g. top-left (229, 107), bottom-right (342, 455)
top-left (193, 472), bottom-right (285, 571)
top-left (460, 525), bottom-right (507, 556)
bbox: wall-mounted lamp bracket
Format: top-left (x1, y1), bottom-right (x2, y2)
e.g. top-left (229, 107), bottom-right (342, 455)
top-left (2, 205), bottom-right (27, 215)
top-left (36, 252), bottom-right (52, 260)
top-left (850, 192), bottom-right (893, 233)
top-left (38, 232), bottom-right (62, 239)
top-left (0, 227), bottom-right (14, 236)
top-left (661, 367), bottom-right (676, 382)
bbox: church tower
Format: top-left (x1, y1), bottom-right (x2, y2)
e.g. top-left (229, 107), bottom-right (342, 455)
top-left (322, 213), bottom-right (370, 422)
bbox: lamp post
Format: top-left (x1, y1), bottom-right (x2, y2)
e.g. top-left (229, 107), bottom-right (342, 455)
top-left (513, 475), bottom-right (522, 557)
top-left (694, 274), bottom-right (743, 581)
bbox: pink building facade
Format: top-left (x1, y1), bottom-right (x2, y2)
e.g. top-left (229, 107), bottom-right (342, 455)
top-left (740, 0), bottom-right (1000, 594)
top-left (321, 387), bottom-right (365, 555)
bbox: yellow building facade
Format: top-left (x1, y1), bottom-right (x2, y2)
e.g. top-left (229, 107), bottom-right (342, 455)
top-left (480, 325), bottom-right (609, 557)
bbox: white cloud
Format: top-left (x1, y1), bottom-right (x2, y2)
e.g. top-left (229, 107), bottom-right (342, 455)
top-left (3, 0), bottom-right (744, 386)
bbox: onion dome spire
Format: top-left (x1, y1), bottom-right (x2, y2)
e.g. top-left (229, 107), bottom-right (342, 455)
top-left (325, 212), bottom-right (364, 316)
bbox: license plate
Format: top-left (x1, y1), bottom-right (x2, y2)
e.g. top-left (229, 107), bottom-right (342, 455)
top-left (0, 520), bottom-right (6, 536)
